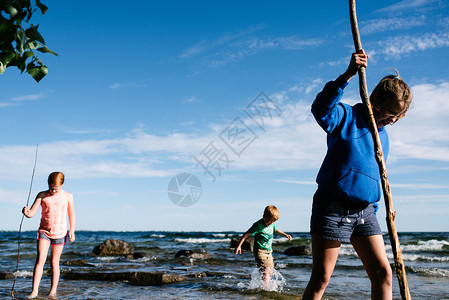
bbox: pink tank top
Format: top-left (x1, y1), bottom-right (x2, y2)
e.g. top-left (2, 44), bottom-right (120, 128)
top-left (38, 190), bottom-right (69, 239)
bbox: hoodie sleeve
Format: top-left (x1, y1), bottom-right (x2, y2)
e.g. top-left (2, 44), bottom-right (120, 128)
top-left (311, 75), bottom-right (349, 134)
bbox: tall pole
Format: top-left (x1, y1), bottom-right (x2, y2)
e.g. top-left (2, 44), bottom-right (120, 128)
top-left (11, 144), bottom-right (39, 298)
top-left (348, 1), bottom-right (411, 299)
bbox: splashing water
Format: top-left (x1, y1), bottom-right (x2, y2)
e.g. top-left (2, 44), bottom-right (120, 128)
top-left (237, 268), bottom-right (286, 292)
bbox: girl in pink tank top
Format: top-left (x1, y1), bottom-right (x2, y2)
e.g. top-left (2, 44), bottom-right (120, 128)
top-left (22, 172), bottom-right (76, 298)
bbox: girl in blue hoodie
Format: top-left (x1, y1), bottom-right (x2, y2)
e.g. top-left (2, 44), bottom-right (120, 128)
top-left (303, 50), bottom-right (412, 300)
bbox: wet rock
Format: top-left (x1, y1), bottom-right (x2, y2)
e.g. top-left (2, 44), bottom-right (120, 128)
top-left (175, 249), bottom-right (210, 259)
top-left (130, 272), bottom-right (186, 286)
top-left (283, 245), bottom-right (312, 256)
top-left (92, 239), bottom-right (134, 256)
top-left (63, 271), bottom-right (186, 286)
top-left (230, 236), bottom-right (254, 251)
top-left (172, 266), bottom-right (193, 271)
top-left (0, 271), bottom-right (13, 280)
top-left (126, 252), bottom-right (150, 260)
top-left (186, 272), bottom-right (207, 278)
top-left (63, 258), bottom-right (89, 266)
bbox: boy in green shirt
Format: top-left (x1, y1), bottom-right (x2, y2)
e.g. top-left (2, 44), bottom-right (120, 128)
top-left (235, 205), bottom-right (292, 288)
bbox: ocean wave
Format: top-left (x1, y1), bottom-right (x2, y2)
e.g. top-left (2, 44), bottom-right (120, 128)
top-left (174, 238), bottom-right (231, 243)
top-left (212, 233), bottom-right (228, 238)
top-left (14, 270), bottom-right (33, 278)
top-left (96, 256), bottom-right (121, 262)
top-left (150, 234), bottom-right (166, 238)
top-left (129, 256), bottom-right (157, 262)
top-left (401, 239), bottom-right (449, 251)
top-left (339, 244), bottom-right (357, 256)
top-left (387, 253), bottom-right (449, 262)
top-left (409, 266), bottom-right (449, 277)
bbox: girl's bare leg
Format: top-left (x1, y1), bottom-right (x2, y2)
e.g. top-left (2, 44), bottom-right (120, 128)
top-left (351, 235), bottom-right (392, 300)
top-left (29, 239), bottom-right (51, 297)
top-left (49, 244), bottom-right (64, 295)
top-left (302, 234), bottom-right (341, 300)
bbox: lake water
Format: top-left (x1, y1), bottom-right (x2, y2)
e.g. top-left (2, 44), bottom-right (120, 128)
top-left (1, 231), bottom-right (448, 299)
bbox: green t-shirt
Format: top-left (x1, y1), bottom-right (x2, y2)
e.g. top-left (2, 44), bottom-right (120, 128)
top-left (249, 219), bottom-right (277, 251)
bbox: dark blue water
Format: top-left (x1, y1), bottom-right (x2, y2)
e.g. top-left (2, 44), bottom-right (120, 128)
top-left (1, 231), bottom-right (448, 299)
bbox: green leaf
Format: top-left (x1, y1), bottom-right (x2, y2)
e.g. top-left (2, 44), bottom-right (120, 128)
top-left (22, 50), bottom-right (35, 60)
top-left (27, 65), bottom-right (48, 82)
top-left (0, 61), bottom-right (6, 75)
top-left (16, 53), bottom-right (33, 73)
top-left (36, 0), bottom-right (48, 14)
top-left (24, 40), bottom-right (40, 50)
top-left (15, 29), bottom-right (26, 50)
top-left (37, 46), bottom-right (58, 56)
top-left (25, 25), bottom-right (45, 44)
top-left (6, 5), bottom-right (19, 17)
top-left (0, 51), bottom-right (17, 67)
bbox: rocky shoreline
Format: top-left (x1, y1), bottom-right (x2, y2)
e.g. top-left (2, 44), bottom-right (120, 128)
top-left (2, 238), bottom-right (311, 287)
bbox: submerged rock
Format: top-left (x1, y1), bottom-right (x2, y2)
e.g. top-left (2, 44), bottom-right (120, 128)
top-left (126, 252), bottom-right (150, 260)
top-left (175, 249), bottom-right (210, 259)
top-left (93, 239), bottom-right (135, 256)
top-left (63, 258), bottom-right (89, 266)
top-left (230, 236), bottom-right (254, 251)
top-left (283, 245), bottom-right (312, 256)
top-left (63, 271), bottom-right (186, 286)
top-left (0, 271), bottom-right (13, 280)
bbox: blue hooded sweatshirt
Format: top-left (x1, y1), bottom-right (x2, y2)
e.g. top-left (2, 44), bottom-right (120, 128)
top-left (311, 75), bottom-right (389, 210)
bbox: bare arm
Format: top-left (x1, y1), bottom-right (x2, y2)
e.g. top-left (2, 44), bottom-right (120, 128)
top-left (22, 191), bottom-right (45, 218)
top-left (67, 192), bottom-right (76, 242)
top-left (234, 230), bottom-right (252, 255)
top-left (275, 229), bottom-right (292, 241)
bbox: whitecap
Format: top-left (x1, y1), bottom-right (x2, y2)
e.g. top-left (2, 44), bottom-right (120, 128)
top-left (14, 270), bottom-right (33, 278)
top-left (411, 267), bottom-right (449, 277)
top-left (174, 238), bottom-right (230, 243)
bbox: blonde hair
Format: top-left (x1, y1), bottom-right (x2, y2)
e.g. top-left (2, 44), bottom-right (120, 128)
top-left (48, 172), bottom-right (65, 186)
top-left (370, 70), bottom-right (412, 119)
top-left (263, 205), bottom-right (279, 221)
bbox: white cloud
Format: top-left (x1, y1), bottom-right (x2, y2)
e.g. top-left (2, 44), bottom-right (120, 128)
top-left (0, 102), bottom-right (17, 108)
top-left (376, 0), bottom-right (438, 14)
top-left (380, 32), bottom-right (449, 58)
top-left (183, 96), bottom-right (200, 104)
top-left (109, 83), bottom-right (147, 89)
top-left (1, 80), bottom-right (447, 183)
top-left (391, 183), bottom-right (449, 189)
top-left (275, 179), bottom-right (317, 185)
top-left (388, 81), bottom-right (449, 161)
top-left (183, 30), bottom-right (323, 70)
top-left (179, 26), bottom-right (264, 59)
top-left (361, 16), bottom-right (426, 35)
top-left (0, 93), bottom-right (44, 108)
top-left (12, 94), bottom-right (44, 101)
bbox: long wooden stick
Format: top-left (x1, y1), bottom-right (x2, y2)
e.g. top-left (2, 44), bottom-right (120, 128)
top-left (348, 1), bottom-right (411, 299)
top-left (11, 144), bottom-right (39, 298)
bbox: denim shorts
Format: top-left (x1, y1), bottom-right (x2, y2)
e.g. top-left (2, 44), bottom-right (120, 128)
top-left (310, 190), bottom-right (382, 243)
top-left (37, 231), bottom-right (67, 246)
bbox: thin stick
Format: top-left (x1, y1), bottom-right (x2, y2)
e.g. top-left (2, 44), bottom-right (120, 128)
top-left (348, 1), bottom-right (411, 299)
top-left (11, 144), bottom-right (39, 298)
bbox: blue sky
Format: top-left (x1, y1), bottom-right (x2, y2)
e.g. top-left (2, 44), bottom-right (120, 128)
top-left (1, 0), bottom-right (449, 232)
